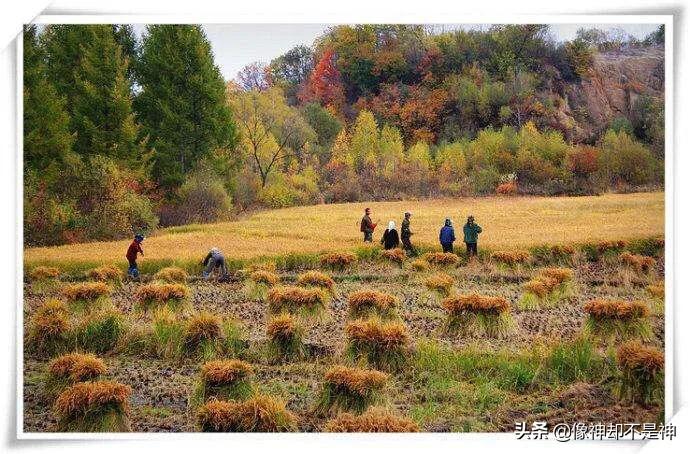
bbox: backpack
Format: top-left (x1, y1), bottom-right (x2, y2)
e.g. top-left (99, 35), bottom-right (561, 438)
top-left (360, 217), bottom-right (367, 232)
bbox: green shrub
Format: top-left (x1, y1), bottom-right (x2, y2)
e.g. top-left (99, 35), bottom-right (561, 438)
top-left (173, 168), bottom-right (233, 224)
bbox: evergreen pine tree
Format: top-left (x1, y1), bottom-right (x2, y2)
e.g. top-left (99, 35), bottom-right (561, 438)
top-left (70, 25), bottom-right (144, 163)
top-left (41, 24), bottom-right (144, 165)
top-left (136, 25), bottom-right (238, 191)
top-left (23, 25), bottom-right (74, 173)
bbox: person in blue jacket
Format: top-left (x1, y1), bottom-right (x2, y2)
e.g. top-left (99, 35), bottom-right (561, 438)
top-left (439, 218), bottom-right (456, 253)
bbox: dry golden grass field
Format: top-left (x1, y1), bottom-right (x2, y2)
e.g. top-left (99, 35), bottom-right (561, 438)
top-left (24, 192), bottom-right (664, 270)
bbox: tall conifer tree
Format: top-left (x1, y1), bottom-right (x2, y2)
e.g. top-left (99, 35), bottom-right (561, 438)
top-left (23, 24), bottom-right (74, 173)
top-left (136, 25), bottom-right (238, 191)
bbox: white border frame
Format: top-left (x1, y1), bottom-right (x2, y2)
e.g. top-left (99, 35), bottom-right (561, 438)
top-left (16, 13), bottom-right (675, 440)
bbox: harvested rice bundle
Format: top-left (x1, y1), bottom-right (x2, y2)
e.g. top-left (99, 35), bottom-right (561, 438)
top-left (266, 313), bottom-right (304, 361)
top-left (197, 395), bottom-right (297, 432)
top-left (324, 407), bottom-right (419, 432)
top-left (250, 270), bottom-right (279, 286)
top-left (424, 272), bottom-right (454, 298)
top-left (61, 282), bottom-right (111, 312)
top-left (86, 265), bottom-right (123, 283)
top-left (597, 240), bottom-right (628, 253)
top-left (154, 266), bottom-right (188, 283)
top-left (147, 306), bottom-right (185, 359)
top-left (73, 309), bottom-right (125, 354)
top-left (320, 252), bottom-right (357, 270)
top-left (267, 286), bottom-right (328, 317)
top-left (246, 270), bottom-right (280, 299)
top-left (191, 359), bottom-right (254, 405)
top-left (29, 266), bottom-right (60, 281)
top-left (347, 290), bottom-right (397, 318)
top-left (134, 283), bottom-right (190, 311)
top-left (583, 299), bottom-right (652, 341)
top-left (490, 250), bottom-right (531, 267)
top-left (183, 312), bottom-right (224, 358)
top-left (620, 252), bottom-right (656, 273)
top-left (27, 299), bottom-right (70, 356)
top-left (540, 267), bottom-right (574, 283)
top-left (46, 353), bottom-right (107, 396)
top-left (615, 341), bottom-right (664, 405)
top-left (345, 318), bottom-right (410, 371)
top-left (422, 252), bottom-right (460, 267)
top-left (297, 270), bottom-right (335, 293)
top-left (551, 244), bottom-right (576, 256)
top-left (518, 267), bottom-right (574, 310)
top-left (53, 381), bottom-right (131, 432)
top-left (410, 259), bottom-right (429, 272)
top-left (442, 294), bottom-right (514, 338)
top-left (646, 283), bottom-right (665, 314)
top-left (247, 261), bottom-right (277, 273)
top-left (647, 283), bottom-right (664, 300)
top-left (381, 248), bottom-right (406, 267)
top-left (316, 365), bottom-right (388, 414)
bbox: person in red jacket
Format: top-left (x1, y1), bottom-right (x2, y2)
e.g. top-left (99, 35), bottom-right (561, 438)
top-left (126, 234), bottom-right (144, 278)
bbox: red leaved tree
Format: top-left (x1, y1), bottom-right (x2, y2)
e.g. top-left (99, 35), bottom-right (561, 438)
top-left (299, 49), bottom-right (346, 113)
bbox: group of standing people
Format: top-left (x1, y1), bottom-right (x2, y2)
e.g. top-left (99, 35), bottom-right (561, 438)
top-left (124, 207), bottom-right (483, 281)
top-left (361, 208), bottom-right (482, 257)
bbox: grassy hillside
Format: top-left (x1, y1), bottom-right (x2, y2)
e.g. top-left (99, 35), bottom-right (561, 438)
top-left (24, 192), bottom-right (664, 272)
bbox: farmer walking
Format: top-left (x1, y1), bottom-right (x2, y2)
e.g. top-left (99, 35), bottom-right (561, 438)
top-left (380, 221), bottom-right (400, 250)
top-left (463, 215), bottom-right (483, 257)
top-left (439, 218), bottom-right (456, 253)
top-left (126, 234), bottom-right (144, 278)
top-left (360, 207), bottom-right (379, 243)
top-left (202, 247), bottom-right (228, 280)
top-left (400, 211), bottom-right (416, 256)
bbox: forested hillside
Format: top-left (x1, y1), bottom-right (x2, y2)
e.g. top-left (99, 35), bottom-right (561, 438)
top-left (23, 24), bottom-right (665, 246)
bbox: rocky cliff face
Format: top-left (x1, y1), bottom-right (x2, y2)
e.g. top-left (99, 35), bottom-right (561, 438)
top-left (559, 45), bottom-right (664, 143)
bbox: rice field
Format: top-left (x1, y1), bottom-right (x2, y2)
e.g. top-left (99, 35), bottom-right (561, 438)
top-left (24, 192), bottom-right (664, 271)
top-left (22, 232), bottom-right (665, 433)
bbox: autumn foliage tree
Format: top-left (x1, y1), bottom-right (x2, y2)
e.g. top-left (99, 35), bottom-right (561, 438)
top-left (230, 86), bottom-right (317, 189)
top-left (300, 49), bottom-right (346, 114)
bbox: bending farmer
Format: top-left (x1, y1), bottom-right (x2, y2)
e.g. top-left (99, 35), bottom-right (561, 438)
top-left (202, 247), bottom-right (228, 280)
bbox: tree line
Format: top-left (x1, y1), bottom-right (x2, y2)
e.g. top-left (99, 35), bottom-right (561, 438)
top-left (24, 24), bottom-right (664, 246)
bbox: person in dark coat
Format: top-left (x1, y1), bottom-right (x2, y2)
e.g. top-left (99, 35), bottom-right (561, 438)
top-left (400, 211), bottom-right (416, 256)
top-left (202, 247), bottom-right (228, 280)
top-left (360, 207), bottom-right (378, 242)
top-left (463, 215), bottom-right (483, 257)
top-left (439, 218), bottom-right (456, 253)
top-left (380, 221), bottom-right (400, 250)
top-left (126, 234), bottom-right (144, 278)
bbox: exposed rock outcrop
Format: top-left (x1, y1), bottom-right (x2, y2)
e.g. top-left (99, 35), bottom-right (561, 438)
top-left (561, 45), bottom-right (664, 142)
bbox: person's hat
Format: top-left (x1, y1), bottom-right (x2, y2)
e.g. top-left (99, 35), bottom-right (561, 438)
top-left (134, 234), bottom-right (144, 242)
